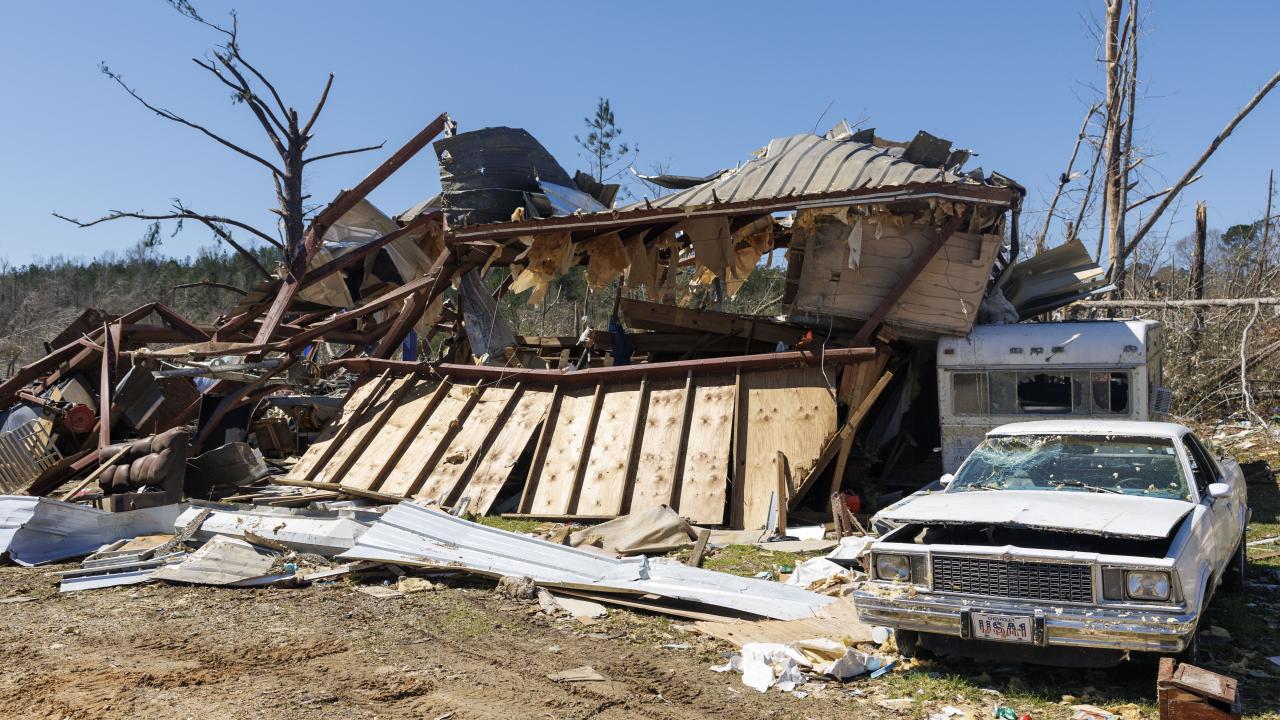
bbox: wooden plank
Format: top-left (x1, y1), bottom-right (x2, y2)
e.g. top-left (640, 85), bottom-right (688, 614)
top-left (627, 379), bottom-right (689, 514)
top-left (621, 298), bottom-right (811, 346)
top-left (442, 382), bottom-right (524, 507)
top-left (774, 450), bottom-right (790, 536)
top-left (829, 371), bottom-right (895, 495)
top-left (687, 528), bottom-right (712, 567)
top-left (564, 383), bottom-right (606, 514)
top-left (361, 380), bottom-right (452, 493)
top-left (415, 384), bottom-right (514, 503)
top-left (574, 382), bottom-right (643, 517)
top-left (527, 386), bottom-right (600, 516)
top-left (741, 367), bottom-right (836, 529)
top-left (616, 377), bottom-right (649, 515)
top-left (310, 375), bottom-right (416, 485)
top-left (729, 369), bottom-right (747, 529)
top-left (330, 376), bottom-right (431, 491)
top-left (676, 374), bottom-right (736, 525)
top-left (465, 388), bottom-right (554, 514)
top-left (668, 372), bottom-right (696, 511)
top-left (333, 346), bottom-right (878, 386)
top-left (287, 372), bottom-right (391, 483)
top-left (518, 385), bottom-right (563, 513)
top-left (376, 381), bottom-right (474, 497)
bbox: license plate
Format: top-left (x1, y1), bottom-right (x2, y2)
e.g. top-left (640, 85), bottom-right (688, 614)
top-left (970, 612), bottom-right (1034, 643)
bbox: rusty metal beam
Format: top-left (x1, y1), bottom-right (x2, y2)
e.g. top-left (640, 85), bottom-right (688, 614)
top-left (329, 346), bottom-right (878, 387)
top-left (251, 113), bottom-right (450, 346)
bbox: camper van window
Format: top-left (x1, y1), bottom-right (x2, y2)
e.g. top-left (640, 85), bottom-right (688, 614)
top-left (1090, 371), bottom-right (1130, 413)
top-left (952, 372), bottom-right (988, 414)
top-left (989, 372), bottom-right (1018, 414)
top-left (1014, 372), bottom-right (1081, 414)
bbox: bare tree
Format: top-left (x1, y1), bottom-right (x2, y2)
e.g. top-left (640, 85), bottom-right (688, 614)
top-left (53, 1), bottom-right (385, 278)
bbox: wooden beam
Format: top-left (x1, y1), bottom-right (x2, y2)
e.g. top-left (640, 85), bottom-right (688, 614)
top-left (852, 215), bottom-right (962, 345)
top-left (59, 446), bottom-right (130, 502)
top-left (827, 371), bottom-right (895, 497)
top-left (687, 528), bottom-right (712, 567)
top-left (729, 369), bottom-right (746, 530)
top-left (616, 376), bottom-right (649, 515)
top-left (372, 246), bottom-right (459, 359)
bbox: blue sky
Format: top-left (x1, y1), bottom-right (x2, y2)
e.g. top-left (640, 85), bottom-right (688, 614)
top-left (3, 1), bottom-right (1278, 266)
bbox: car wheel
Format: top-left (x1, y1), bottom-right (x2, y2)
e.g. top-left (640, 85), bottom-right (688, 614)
top-left (1175, 625), bottom-right (1200, 665)
top-left (1223, 531), bottom-right (1247, 592)
top-left (895, 629), bottom-right (921, 659)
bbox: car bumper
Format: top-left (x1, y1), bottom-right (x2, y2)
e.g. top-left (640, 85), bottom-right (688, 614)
top-left (854, 586), bottom-right (1198, 653)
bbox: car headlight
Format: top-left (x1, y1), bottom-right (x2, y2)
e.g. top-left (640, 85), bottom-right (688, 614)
top-left (1125, 570), bottom-right (1171, 601)
top-left (875, 553), bottom-right (911, 582)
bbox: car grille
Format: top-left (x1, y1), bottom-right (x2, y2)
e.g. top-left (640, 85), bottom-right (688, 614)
top-left (931, 555), bottom-right (1094, 603)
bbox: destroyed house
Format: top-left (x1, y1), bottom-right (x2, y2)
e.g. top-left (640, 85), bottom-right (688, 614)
top-left (1, 113), bottom-right (1110, 534)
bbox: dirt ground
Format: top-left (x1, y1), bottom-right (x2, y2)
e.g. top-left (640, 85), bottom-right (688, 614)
top-left (1, 561), bottom-right (1273, 720)
top-left (0, 567), bottom-right (883, 720)
top-left (3, 436), bottom-right (1280, 719)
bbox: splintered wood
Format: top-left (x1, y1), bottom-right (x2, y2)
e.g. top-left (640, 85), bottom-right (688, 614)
top-left (285, 358), bottom-right (867, 528)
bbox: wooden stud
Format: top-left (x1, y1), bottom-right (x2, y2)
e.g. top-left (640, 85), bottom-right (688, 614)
top-left (774, 450), bottom-right (789, 536)
top-left (565, 383), bottom-right (606, 515)
top-left (829, 371), bottom-right (895, 496)
top-left (616, 376), bottom-right (649, 515)
top-left (729, 369), bottom-right (746, 529)
top-left (519, 383), bottom-right (563, 513)
top-left (667, 371), bottom-right (696, 511)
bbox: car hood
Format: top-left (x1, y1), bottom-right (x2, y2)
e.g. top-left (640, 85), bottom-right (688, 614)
top-left (876, 490), bottom-right (1193, 539)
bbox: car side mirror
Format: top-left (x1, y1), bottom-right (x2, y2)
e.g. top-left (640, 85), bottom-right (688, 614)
top-left (939, 473), bottom-right (955, 487)
top-left (1207, 482), bottom-right (1231, 500)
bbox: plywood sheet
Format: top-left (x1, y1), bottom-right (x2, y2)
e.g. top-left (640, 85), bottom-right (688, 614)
top-left (461, 388), bottom-right (553, 513)
top-left (574, 383), bottom-right (643, 516)
top-left (527, 386), bottom-right (599, 516)
top-left (627, 379), bottom-right (688, 513)
top-left (309, 377), bottom-right (414, 485)
top-left (284, 378), bottom-right (384, 482)
top-left (340, 378), bottom-right (438, 491)
top-left (741, 367), bottom-right (836, 529)
top-left (677, 376), bottom-right (735, 525)
top-left (377, 382), bottom-right (477, 498)
top-left (415, 385), bottom-right (516, 504)
top-left (791, 215), bottom-right (1000, 336)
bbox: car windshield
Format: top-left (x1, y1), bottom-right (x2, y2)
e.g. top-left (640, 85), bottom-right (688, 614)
top-left (950, 434), bottom-right (1191, 500)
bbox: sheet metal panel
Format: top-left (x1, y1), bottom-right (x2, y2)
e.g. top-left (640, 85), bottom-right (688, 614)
top-left (340, 502), bottom-right (832, 620)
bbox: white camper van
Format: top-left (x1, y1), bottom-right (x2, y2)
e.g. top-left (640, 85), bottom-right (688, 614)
top-left (935, 320), bottom-right (1167, 473)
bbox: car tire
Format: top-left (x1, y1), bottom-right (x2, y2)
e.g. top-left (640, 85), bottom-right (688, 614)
top-left (1223, 531), bottom-right (1247, 592)
top-left (895, 629), bottom-right (921, 659)
top-left (1175, 626), bottom-right (1200, 665)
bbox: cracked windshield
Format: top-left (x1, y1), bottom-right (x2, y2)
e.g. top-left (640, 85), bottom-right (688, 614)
top-left (950, 434), bottom-right (1190, 500)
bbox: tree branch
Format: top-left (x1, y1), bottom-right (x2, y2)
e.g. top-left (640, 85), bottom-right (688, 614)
top-left (191, 55), bottom-right (289, 142)
top-left (1120, 67), bottom-right (1280, 265)
top-left (99, 63), bottom-right (284, 176)
top-left (1125, 175), bottom-right (1203, 213)
top-left (212, 53), bottom-right (291, 157)
top-left (173, 280), bottom-right (248, 295)
top-left (54, 208), bottom-right (282, 256)
top-left (303, 142), bottom-right (386, 165)
top-left (301, 74), bottom-right (335, 138)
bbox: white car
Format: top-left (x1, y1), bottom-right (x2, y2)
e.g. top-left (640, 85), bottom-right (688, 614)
top-left (854, 420), bottom-right (1248, 666)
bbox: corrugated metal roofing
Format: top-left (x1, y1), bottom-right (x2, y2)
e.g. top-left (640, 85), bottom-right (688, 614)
top-left (631, 133), bottom-right (968, 211)
top-left (339, 502), bottom-right (834, 620)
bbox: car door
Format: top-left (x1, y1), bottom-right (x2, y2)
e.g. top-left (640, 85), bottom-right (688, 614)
top-left (1182, 435), bottom-right (1237, 571)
